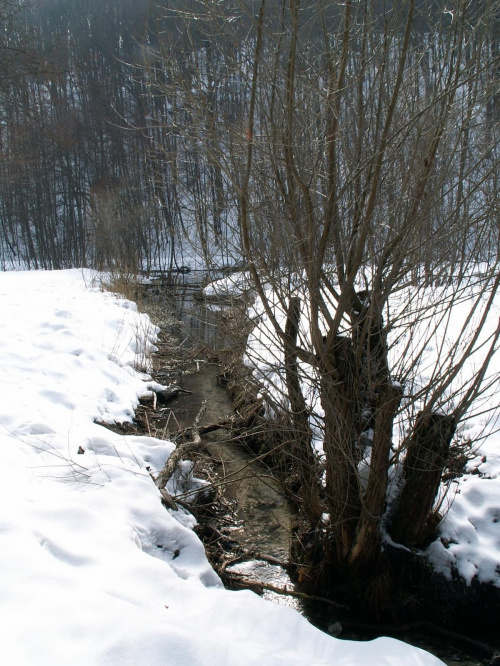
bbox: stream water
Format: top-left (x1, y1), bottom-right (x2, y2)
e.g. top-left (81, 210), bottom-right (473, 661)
top-left (145, 278), bottom-right (302, 610)
top-left (143, 278), bottom-right (495, 666)
top-left (166, 364), bottom-right (301, 611)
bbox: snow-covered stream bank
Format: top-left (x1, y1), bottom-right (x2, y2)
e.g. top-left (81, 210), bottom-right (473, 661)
top-left (0, 269), bottom-right (447, 665)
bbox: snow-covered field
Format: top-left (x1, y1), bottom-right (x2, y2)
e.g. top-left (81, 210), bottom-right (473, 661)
top-left (0, 269), bottom-right (443, 665)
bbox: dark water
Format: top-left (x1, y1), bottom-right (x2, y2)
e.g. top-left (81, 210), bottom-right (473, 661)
top-left (145, 280), bottom-right (238, 352)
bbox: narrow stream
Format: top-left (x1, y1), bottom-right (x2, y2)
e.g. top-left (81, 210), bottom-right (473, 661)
top-left (166, 363), bottom-right (301, 610)
top-left (145, 277), bottom-right (302, 610)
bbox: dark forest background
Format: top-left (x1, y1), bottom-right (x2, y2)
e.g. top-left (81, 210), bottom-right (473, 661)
top-left (2, 1), bottom-right (498, 273)
top-left (1, 0), bottom-right (171, 270)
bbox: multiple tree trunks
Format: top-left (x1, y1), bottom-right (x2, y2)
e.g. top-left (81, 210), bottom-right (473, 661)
top-left (317, 294), bottom-right (404, 567)
top-left (301, 288), bottom-right (456, 567)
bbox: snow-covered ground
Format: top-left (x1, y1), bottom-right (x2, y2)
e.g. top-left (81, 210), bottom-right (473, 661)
top-left (203, 271), bottom-right (251, 299)
top-left (0, 269), bottom-right (443, 665)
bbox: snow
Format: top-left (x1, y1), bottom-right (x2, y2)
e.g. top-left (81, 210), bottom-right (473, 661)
top-left (427, 454), bottom-right (500, 586)
top-left (0, 269), bottom-right (443, 665)
top-left (202, 270), bottom-right (251, 298)
top-left (242, 278), bottom-right (500, 589)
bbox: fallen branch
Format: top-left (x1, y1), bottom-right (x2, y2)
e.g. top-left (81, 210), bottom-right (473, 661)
top-left (225, 571), bottom-right (347, 609)
top-left (175, 406), bottom-right (261, 439)
top-left (155, 400), bottom-right (207, 491)
top-left (156, 385), bottom-right (191, 404)
top-left (140, 385), bottom-right (186, 407)
top-left (247, 551), bottom-right (287, 568)
top-left (146, 468), bottom-right (178, 510)
top-left (177, 417), bottom-right (234, 437)
top-left (159, 487), bottom-right (178, 511)
top-left (220, 548), bottom-right (288, 574)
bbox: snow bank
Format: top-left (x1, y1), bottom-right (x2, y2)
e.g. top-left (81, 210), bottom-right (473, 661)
top-left (427, 434), bottom-right (500, 586)
top-left (0, 269), bottom-right (443, 665)
top-left (202, 270), bottom-right (250, 298)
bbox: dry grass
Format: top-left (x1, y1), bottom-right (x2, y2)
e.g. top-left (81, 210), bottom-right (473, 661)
top-left (100, 269), bottom-right (144, 308)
